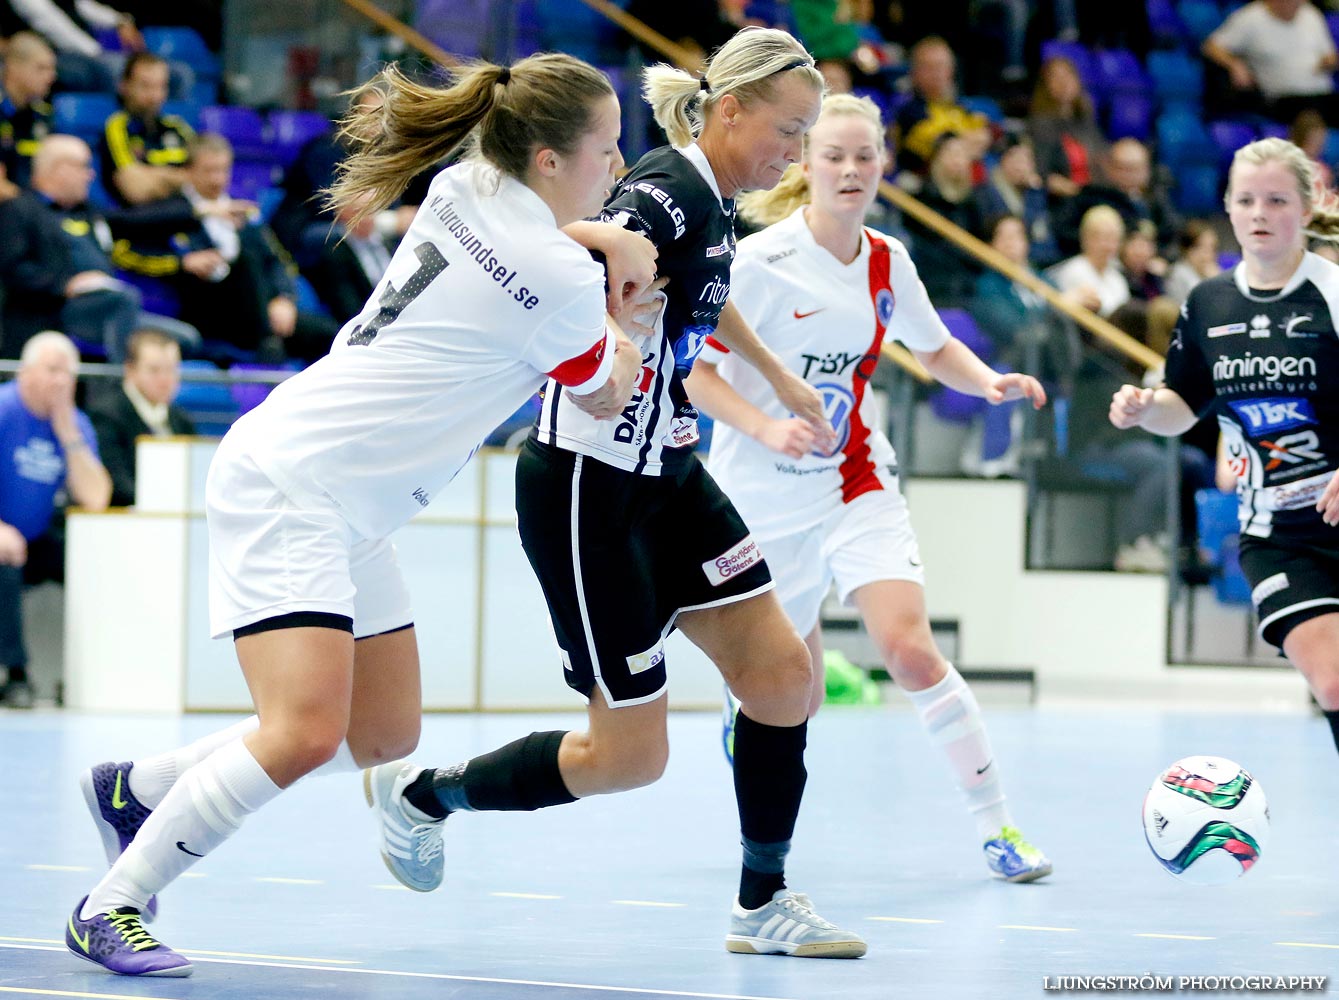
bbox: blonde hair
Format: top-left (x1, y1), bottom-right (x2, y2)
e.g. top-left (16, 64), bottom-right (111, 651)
top-left (642, 26), bottom-right (823, 148)
top-left (328, 54), bottom-right (614, 226)
top-left (1227, 136), bottom-right (1339, 243)
top-left (31, 133), bottom-right (88, 181)
top-left (1079, 203), bottom-right (1124, 240)
top-left (738, 92), bottom-right (883, 226)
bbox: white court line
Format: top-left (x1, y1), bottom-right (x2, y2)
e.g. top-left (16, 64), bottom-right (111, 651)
top-left (492, 892), bottom-right (563, 900)
top-left (0, 940), bottom-right (358, 964)
top-left (24, 865), bottom-right (91, 873)
top-left (372, 883), bottom-right (412, 891)
top-left (0, 943), bottom-right (795, 999)
top-left (998, 924), bottom-right (1077, 933)
top-left (611, 900), bottom-right (685, 908)
top-left (1277, 941), bottom-right (1339, 950)
top-left (1134, 933), bottom-right (1215, 941)
top-left (0, 986), bottom-right (185, 1000)
top-left (866, 917), bottom-right (943, 925)
top-left (252, 877), bottom-right (324, 885)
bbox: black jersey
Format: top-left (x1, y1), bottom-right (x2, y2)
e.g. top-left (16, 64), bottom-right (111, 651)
top-left (0, 89), bottom-right (52, 189)
top-left (535, 143), bottom-right (736, 476)
top-left (1165, 254), bottom-right (1339, 542)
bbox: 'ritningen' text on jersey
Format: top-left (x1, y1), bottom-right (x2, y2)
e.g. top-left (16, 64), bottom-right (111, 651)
top-left (1166, 253), bottom-right (1339, 541)
top-left (535, 144), bottom-right (735, 476)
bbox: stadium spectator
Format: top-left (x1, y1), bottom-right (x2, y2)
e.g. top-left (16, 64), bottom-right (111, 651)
top-left (1027, 55), bottom-right (1107, 204)
top-left (89, 328), bottom-right (194, 506)
top-left (1203, 0), bottom-right (1339, 125)
top-left (98, 52), bottom-right (192, 208)
top-left (1290, 109), bottom-right (1335, 192)
top-left (892, 36), bottom-right (991, 180)
top-left (8, 0), bottom-right (143, 93)
top-left (307, 191), bottom-right (391, 323)
top-left (974, 129), bottom-right (1060, 268)
top-left (0, 31), bottom-right (55, 188)
top-left (1048, 204), bottom-right (1128, 318)
top-left (1058, 138), bottom-right (1180, 257)
top-left (1120, 226), bottom-right (1166, 303)
top-left (904, 131), bottom-right (984, 305)
top-left (0, 330), bottom-right (110, 707)
top-left (1162, 219), bottom-right (1221, 305)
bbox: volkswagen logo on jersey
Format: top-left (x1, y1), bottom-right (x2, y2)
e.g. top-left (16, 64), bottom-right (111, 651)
top-left (674, 326), bottom-right (712, 370)
top-left (1228, 397), bottom-right (1316, 435)
top-left (875, 288), bottom-right (894, 327)
top-left (810, 383), bottom-right (856, 458)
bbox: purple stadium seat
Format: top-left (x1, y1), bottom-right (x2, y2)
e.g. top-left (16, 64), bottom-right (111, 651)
top-left (200, 105), bottom-right (268, 160)
top-left (229, 363), bottom-right (298, 416)
top-left (1146, 0), bottom-right (1185, 48)
top-left (1106, 92), bottom-right (1154, 141)
top-left (414, 0), bottom-right (492, 59)
top-left (930, 309), bottom-right (991, 423)
top-left (1040, 39), bottom-right (1097, 90)
top-left (1328, 11), bottom-right (1339, 45)
top-left (1257, 121), bottom-right (1288, 140)
top-left (229, 160), bottom-right (281, 201)
top-left (1094, 49), bottom-right (1150, 97)
top-left (267, 110), bottom-right (331, 167)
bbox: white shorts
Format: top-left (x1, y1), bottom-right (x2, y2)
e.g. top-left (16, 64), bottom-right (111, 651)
top-left (760, 474), bottom-right (924, 637)
top-left (205, 436), bottom-right (413, 640)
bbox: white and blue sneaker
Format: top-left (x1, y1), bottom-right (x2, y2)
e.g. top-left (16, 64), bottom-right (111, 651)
top-left (983, 826), bottom-right (1052, 882)
top-left (363, 761), bottom-right (445, 892)
top-left (726, 889), bottom-right (866, 958)
top-left (722, 684), bottom-right (740, 765)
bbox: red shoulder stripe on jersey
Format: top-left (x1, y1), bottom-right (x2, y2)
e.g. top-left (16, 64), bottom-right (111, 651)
top-left (838, 232), bottom-right (892, 504)
top-left (704, 334), bottom-right (729, 354)
top-left (548, 336), bottom-right (608, 388)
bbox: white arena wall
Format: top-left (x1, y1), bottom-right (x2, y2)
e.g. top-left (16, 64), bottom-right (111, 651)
top-left (62, 439), bottom-right (1308, 714)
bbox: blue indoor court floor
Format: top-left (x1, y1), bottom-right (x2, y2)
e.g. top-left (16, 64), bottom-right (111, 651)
top-left (1, 705), bottom-right (1336, 999)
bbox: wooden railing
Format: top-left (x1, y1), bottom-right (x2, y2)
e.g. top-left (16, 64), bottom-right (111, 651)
top-left (334, 0), bottom-right (1164, 379)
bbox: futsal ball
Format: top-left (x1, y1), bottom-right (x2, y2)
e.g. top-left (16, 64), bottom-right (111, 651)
top-left (1142, 755), bottom-right (1269, 885)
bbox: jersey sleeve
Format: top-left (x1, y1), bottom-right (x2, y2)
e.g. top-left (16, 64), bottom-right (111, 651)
top-left (523, 283), bottom-right (615, 395)
top-left (885, 242), bottom-right (952, 352)
top-left (597, 167), bottom-right (693, 252)
top-left (1208, 6), bottom-right (1249, 53)
top-left (1163, 292), bottom-right (1216, 417)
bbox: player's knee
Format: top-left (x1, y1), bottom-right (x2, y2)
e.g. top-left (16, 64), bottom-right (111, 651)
top-left (874, 630), bottom-right (941, 687)
top-left (281, 725), bottom-right (350, 775)
top-left (1310, 673), bottom-right (1339, 711)
top-left (593, 740), bottom-right (669, 791)
top-left (354, 722), bottom-right (420, 766)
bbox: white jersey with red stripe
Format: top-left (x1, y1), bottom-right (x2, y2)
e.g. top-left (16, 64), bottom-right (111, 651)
top-left (225, 160), bottom-right (613, 541)
top-left (702, 208), bottom-right (950, 540)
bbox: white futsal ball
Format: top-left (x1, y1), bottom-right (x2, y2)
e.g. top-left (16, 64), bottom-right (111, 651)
top-left (1142, 755), bottom-right (1269, 885)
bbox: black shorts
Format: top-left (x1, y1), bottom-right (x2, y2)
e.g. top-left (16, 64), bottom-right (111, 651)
top-left (1239, 534), bottom-right (1339, 648)
top-left (515, 438), bottom-right (774, 707)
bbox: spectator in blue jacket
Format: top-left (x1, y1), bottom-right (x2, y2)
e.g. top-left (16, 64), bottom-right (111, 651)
top-left (0, 330), bottom-right (110, 706)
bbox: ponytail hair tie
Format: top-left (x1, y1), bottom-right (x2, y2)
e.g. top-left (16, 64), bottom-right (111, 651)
top-left (699, 77), bottom-right (711, 94)
top-left (497, 66), bottom-right (511, 85)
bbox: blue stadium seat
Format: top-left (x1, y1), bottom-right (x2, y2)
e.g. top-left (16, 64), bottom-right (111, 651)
top-left (1039, 39), bottom-right (1097, 90)
top-left (535, 0), bottom-right (624, 64)
top-left (1194, 489), bottom-right (1251, 605)
top-left (1174, 163), bottom-right (1225, 214)
top-left (161, 100), bottom-right (201, 130)
top-left (1156, 108), bottom-right (1214, 167)
top-left (175, 360), bottom-right (239, 435)
top-left (200, 105), bottom-right (268, 160)
top-left (1107, 92), bottom-right (1154, 141)
top-left (1208, 119), bottom-right (1256, 170)
top-left (1328, 11), bottom-right (1339, 45)
top-left (414, 0), bottom-right (492, 59)
top-left (141, 27), bottom-right (220, 83)
top-left (1147, 50), bottom-right (1204, 108)
top-left (1094, 49), bottom-right (1151, 97)
top-left (960, 95), bottom-right (1004, 123)
top-left (52, 93), bottom-right (118, 144)
top-left (255, 186), bottom-right (284, 223)
top-left (1146, 0), bottom-right (1185, 48)
top-left (1177, 0), bottom-right (1222, 46)
top-left (293, 273), bottom-right (328, 318)
top-left (1257, 121), bottom-right (1288, 140)
top-left (116, 271), bottom-right (180, 318)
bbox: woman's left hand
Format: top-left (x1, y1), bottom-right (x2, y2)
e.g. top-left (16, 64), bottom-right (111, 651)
top-left (1316, 468), bottom-right (1339, 527)
top-left (987, 372), bottom-right (1047, 409)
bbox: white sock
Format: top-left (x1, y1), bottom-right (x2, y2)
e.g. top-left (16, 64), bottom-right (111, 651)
top-left (904, 664), bottom-right (1012, 840)
top-left (128, 716), bottom-right (261, 808)
top-left (307, 739), bottom-right (359, 777)
top-left (82, 738), bottom-right (281, 918)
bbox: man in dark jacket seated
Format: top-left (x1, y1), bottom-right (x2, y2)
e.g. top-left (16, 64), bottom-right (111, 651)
top-left (89, 329), bottom-right (195, 507)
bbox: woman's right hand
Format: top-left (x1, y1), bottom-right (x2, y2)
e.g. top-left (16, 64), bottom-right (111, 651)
top-left (1109, 384), bottom-right (1155, 430)
top-left (600, 228), bottom-right (659, 318)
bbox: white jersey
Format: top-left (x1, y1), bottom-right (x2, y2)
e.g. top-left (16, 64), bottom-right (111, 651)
top-left (703, 208), bottom-right (950, 540)
top-left (225, 161), bottom-right (613, 540)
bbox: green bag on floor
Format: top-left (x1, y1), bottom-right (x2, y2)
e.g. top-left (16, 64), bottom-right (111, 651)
top-left (823, 649), bottom-right (880, 705)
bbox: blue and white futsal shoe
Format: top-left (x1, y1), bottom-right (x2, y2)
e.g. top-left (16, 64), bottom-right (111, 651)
top-left (983, 826), bottom-right (1053, 882)
top-left (722, 684), bottom-right (741, 765)
top-left (726, 889), bottom-right (866, 958)
top-left (363, 761), bottom-right (445, 892)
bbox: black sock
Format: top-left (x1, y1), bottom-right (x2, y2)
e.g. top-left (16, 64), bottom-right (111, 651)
top-left (408, 731), bottom-right (577, 817)
top-left (1325, 710), bottom-right (1339, 758)
top-left (7, 666), bottom-right (27, 684)
top-left (732, 711), bottom-right (807, 909)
